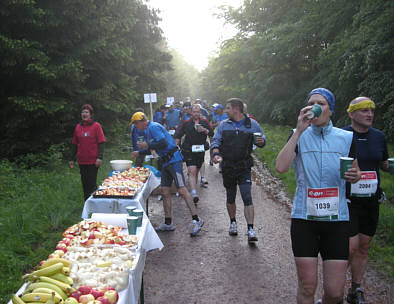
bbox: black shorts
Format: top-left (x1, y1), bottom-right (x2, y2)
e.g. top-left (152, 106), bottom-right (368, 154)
top-left (348, 197), bottom-right (380, 237)
top-left (182, 152), bottom-right (205, 169)
top-left (160, 161), bottom-right (186, 188)
top-left (222, 166), bottom-right (253, 206)
top-left (291, 219), bottom-right (349, 261)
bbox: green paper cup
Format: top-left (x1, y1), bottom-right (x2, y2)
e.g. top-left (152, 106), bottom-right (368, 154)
top-left (388, 158), bottom-right (394, 175)
top-left (340, 157), bottom-right (354, 179)
top-left (125, 206), bottom-right (137, 216)
top-left (137, 136), bottom-right (144, 142)
top-left (253, 132), bottom-right (261, 145)
top-left (133, 209), bottom-right (144, 227)
top-left (306, 104), bottom-right (322, 120)
top-left (127, 216), bottom-right (138, 235)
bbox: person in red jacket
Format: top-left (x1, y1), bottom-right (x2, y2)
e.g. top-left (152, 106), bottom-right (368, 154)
top-left (69, 104), bottom-right (106, 201)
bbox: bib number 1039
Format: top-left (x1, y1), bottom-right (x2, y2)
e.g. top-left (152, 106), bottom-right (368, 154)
top-left (306, 187), bottom-right (339, 220)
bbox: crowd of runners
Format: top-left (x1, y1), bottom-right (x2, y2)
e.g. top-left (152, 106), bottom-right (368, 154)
top-left (70, 89), bottom-right (390, 304)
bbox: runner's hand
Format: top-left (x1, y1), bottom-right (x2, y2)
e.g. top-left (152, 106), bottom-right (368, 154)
top-left (95, 159), bottom-right (102, 167)
top-left (131, 151), bottom-right (139, 158)
top-left (213, 155), bottom-right (222, 164)
top-left (295, 106), bottom-right (313, 134)
top-left (68, 161), bottom-right (74, 169)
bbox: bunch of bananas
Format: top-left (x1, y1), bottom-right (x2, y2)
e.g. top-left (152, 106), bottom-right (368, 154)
top-left (12, 258), bottom-right (75, 304)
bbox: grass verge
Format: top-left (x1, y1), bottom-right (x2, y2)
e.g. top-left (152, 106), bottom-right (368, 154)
top-left (254, 123), bottom-right (394, 279)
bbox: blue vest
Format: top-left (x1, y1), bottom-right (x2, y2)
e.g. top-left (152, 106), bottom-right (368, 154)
top-left (291, 121), bottom-right (353, 221)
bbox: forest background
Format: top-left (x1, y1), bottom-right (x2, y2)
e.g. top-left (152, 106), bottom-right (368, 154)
top-left (0, 0), bottom-right (393, 300)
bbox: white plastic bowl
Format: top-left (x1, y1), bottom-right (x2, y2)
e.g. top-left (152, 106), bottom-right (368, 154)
top-left (110, 160), bottom-right (133, 171)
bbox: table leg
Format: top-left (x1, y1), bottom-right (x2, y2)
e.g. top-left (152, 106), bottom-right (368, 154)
top-left (139, 274), bottom-right (144, 304)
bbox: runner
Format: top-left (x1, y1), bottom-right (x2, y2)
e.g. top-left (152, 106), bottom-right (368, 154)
top-left (275, 88), bottom-right (361, 304)
top-left (343, 97), bottom-right (390, 304)
top-left (130, 112), bottom-right (204, 236)
top-left (210, 104), bottom-right (228, 166)
top-left (175, 104), bottom-right (214, 204)
top-left (211, 98), bottom-right (266, 243)
top-left (130, 108), bottom-right (146, 167)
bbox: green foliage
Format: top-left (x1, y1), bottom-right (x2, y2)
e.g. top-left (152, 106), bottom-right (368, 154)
top-left (201, 0), bottom-right (393, 141)
top-left (0, 0), bottom-right (172, 160)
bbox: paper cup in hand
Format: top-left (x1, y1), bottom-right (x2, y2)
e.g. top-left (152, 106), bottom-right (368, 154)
top-left (388, 158), bottom-right (394, 175)
top-left (127, 216), bottom-right (138, 235)
top-left (253, 132), bottom-right (261, 145)
top-left (340, 157), bottom-right (354, 179)
top-left (125, 206), bottom-right (136, 216)
top-left (133, 209), bottom-right (144, 227)
top-left (194, 124), bottom-right (201, 132)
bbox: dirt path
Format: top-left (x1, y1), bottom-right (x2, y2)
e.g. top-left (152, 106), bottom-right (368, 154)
top-left (143, 157), bottom-right (392, 303)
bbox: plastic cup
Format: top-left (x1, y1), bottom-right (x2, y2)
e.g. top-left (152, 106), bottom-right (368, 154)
top-left (253, 132), bottom-right (261, 145)
top-left (388, 158), bottom-right (394, 175)
top-left (306, 104), bottom-right (322, 120)
top-left (125, 206), bottom-right (136, 216)
top-left (340, 157), bottom-right (354, 179)
top-left (133, 209), bottom-right (144, 227)
top-left (127, 216), bottom-right (138, 235)
top-left (137, 136), bottom-right (144, 142)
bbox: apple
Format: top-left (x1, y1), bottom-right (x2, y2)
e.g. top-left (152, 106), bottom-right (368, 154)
top-left (61, 238), bottom-right (71, 245)
top-left (87, 301), bottom-right (103, 304)
top-left (54, 249), bottom-right (66, 256)
top-left (91, 289), bottom-right (104, 299)
top-left (64, 297), bottom-right (79, 304)
top-left (78, 286), bottom-right (93, 295)
top-left (69, 291), bottom-right (82, 301)
top-left (48, 253), bottom-right (60, 259)
top-left (88, 233), bottom-right (95, 240)
top-left (96, 297), bottom-right (111, 304)
top-left (104, 290), bottom-right (118, 304)
top-left (79, 294), bottom-right (95, 304)
top-left (102, 286), bottom-right (116, 292)
top-left (104, 239), bottom-right (114, 245)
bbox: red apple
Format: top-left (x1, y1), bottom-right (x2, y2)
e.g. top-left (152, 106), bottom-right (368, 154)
top-left (78, 286), bottom-right (93, 295)
top-left (69, 290), bottom-right (82, 301)
top-left (104, 290), bottom-right (118, 304)
top-left (79, 294), bottom-right (95, 304)
top-left (96, 297), bottom-right (111, 304)
top-left (102, 286), bottom-right (116, 292)
top-left (104, 239), bottom-right (114, 245)
top-left (91, 289), bottom-right (104, 299)
top-left (88, 233), bottom-right (95, 240)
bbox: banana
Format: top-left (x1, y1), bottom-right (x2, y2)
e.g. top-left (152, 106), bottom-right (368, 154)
top-left (39, 276), bottom-right (75, 294)
top-left (40, 258), bottom-right (71, 269)
top-left (11, 294), bottom-right (26, 304)
top-left (49, 273), bottom-right (73, 286)
top-left (23, 263), bottom-right (64, 279)
top-left (21, 292), bottom-right (61, 303)
top-left (31, 289), bottom-right (62, 300)
top-left (61, 267), bottom-right (70, 276)
top-left (24, 283), bottom-right (67, 300)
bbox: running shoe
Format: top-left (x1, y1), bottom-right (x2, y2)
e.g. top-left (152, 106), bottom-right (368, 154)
top-left (209, 160), bottom-right (213, 166)
top-left (193, 196), bottom-right (199, 204)
top-left (347, 287), bottom-right (366, 304)
top-left (201, 177), bottom-right (208, 184)
top-left (190, 219), bottom-right (204, 236)
top-left (229, 222), bottom-right (238, 236)
top-left (315, 300), bottom-right (322, 304)
top-left (157, 195), bottom-right (162, 201)
top-left (156, 222), bottom-right (175, 231)
top-left (247, 228), bottom-right (258, 242)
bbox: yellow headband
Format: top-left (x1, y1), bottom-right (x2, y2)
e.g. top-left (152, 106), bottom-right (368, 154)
top-left (347, 100), bottom-right (375, 113)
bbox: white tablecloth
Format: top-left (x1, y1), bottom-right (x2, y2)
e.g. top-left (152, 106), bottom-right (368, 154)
top-left (81, 173), bottom-right (161, 218)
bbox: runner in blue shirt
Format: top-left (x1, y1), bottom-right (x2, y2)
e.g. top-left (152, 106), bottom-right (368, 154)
top-left (343, 97), bottom-right (390, 304)
top-left (164, 104), bottom-right (181, 131)
top-left (130, 112), bottom-right (205, 236)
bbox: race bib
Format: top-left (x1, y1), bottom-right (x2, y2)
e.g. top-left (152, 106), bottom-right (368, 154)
top-left (350, 171), bottom-right (378, 197)
top-left (145, 155), bottom-right (155, 161)
top-left (168, 129), bottom-right (175, 135)
top-left (192, 145), bottom-right (204, 153)
top-left (306, 187), bottom-right (339, 221)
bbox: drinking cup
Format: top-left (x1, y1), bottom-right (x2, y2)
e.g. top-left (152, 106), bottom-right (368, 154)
top-left (127, 216), bottom-right (138, 235)
top-left (388, 158), bottom-right (394, 175)
top-left (253, 132), bottom-right (261, 145)
top-left (340, 157), bottom-right (354, 179)
top-left (306, 104), bottom-right (323, 120)
top-left (125, 206), bottom-right (136, 216)
top-left (133, 209), bottom-right (144, 227)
